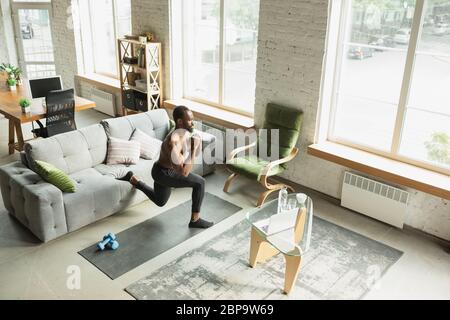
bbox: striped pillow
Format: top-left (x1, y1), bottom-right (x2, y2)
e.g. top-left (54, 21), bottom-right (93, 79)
top-left (106, 137), bottom-right (141, 165)
top-left (130, 128), bottom-right (162, 160)
top-left (34, 160), bottom-right (76, 193)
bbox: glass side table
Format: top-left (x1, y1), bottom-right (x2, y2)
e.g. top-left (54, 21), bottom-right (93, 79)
top-left (245, 193), bottom-right (313, 294)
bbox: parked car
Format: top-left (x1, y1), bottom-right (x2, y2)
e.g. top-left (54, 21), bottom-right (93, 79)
top-left (394, 29), bottom-right (410, 45)
top-left (347, 45), bottom-right (373, 60)
top-left (369, 35), bottom-right (395, 51)
top-left (20, 23), bottom-right (34, 39)
top-left (432, 23), bottom-right (450, 36)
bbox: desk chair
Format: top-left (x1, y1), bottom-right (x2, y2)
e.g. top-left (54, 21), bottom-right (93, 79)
top-left (32, 88), bottom-right (77, 138)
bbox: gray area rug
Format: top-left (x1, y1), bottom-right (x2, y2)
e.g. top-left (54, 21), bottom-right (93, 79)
top-left (79, 192), bottom-right (242, 279)
top-left (126, 200), bottom-right (403, 300)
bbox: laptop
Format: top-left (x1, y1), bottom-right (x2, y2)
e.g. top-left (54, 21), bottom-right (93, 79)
top-left (29, 75), bottom-right (63, 107)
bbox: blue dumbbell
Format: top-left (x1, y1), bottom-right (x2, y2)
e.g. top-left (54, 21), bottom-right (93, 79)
top-left (97, 232), bottom-right (119, 251)
top-left (108, 239), bottom-right (119, 250)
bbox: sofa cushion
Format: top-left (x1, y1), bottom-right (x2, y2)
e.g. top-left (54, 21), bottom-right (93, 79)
top-left (101, 109), bottom-right (170, 141)
top-left (130, 128), bottom-right (162, 160)
top-left (24, 124), bottom-right (107, 174)
top-left (64, 168), bottom-right (122, 231)
top-left (64, 159), bottom-right (156, 232)
top-left (106, 137), bottom-right (141, 165)
top-left (94, 158), bottom-right (155, 180)
top-left (34, 160), bottom-right (76, 193)
top-left (225, 155), bottom-right (284, 180)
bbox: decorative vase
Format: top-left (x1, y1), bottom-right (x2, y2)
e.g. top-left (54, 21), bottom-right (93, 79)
top-left (144, 32), bottom-right (154, 42)
top-left (21, 106), bottom-right (30, 114)
top-left (9, 85), bottom-right (16, 91)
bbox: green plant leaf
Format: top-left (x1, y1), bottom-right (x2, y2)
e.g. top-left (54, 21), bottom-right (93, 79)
top-left (19, 98), bottom-right (30, 107)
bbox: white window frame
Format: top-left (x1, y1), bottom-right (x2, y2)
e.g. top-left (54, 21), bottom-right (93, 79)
top-left (76, 0), bottom-right (129, 79)
top-left (323, 0), bottom-right (450, 176)
top-left (181, 0), bottom-right (256, 117)
top-left (11, 1), bottom-right (55, 79)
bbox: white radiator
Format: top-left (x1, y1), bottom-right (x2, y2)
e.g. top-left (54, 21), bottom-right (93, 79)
top-left (91, 88), bottom-right (116, 117)
top-left (195, 121), bottom-right (227, 162)
top-left (341, 171), bottom-right (409, 228)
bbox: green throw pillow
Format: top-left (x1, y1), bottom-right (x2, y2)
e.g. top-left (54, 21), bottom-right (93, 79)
top-left (34, 160), bottom-right (76, 193)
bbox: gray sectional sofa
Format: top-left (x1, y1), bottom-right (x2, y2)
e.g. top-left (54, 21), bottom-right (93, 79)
top-left (0, 109), bottom-right (216, 242)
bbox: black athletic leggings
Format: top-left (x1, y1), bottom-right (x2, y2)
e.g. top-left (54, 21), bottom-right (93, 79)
top-left (135, 162), bottom-right (205, 213)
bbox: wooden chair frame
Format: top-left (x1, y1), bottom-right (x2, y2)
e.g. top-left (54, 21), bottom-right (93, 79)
top-left (223, 142), bottom-right (299, 207)
top-left (249, 207), bottom-right (307, 294)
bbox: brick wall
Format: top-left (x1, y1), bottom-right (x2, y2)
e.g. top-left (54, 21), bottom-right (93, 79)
top-left (254, 0), bottom-right (345, 198)
top-left (51, 0), bottom-right (77, 89)
top-left (131, 0), bottom-right (171, 99)
top-left (254, 0), bottom-right (449, 240)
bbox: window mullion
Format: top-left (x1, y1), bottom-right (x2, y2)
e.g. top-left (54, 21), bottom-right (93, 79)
top-left (391, 0), bottom-right (425, 155)
top-left (328, 0), bottom-right (351, 141)
top-left (112, 0), bottom-right (119, 38)
top-left (112, 0), bottom-right (120, 78)
top-left (219, 0), bottom-right (225, 106)
top-left (87, 0), bottom-right (97, 74)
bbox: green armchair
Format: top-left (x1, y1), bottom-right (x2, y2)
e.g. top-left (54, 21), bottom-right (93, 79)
top-left (223, 103), bottom-right (303, 207)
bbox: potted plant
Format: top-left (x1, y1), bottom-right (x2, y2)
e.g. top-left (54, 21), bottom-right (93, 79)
top-left (12, 67), bottom-right (22, 85)
top-left (19, 98), bottom-right (31, 114)
top-left (1, 63), bottom-right (22, 85)
top-left (7, 77), bottom-right (17, 91)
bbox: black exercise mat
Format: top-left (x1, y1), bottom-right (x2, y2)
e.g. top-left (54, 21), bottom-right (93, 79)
top-left (78, 192), bottom-right (242, 279)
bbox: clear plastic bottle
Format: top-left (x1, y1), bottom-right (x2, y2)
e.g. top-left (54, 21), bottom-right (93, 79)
top-left (277, 187), bottom-right (288, 213)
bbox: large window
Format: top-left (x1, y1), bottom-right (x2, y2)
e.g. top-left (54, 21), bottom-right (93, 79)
top-left (182, 0), bottom-right (259, 115)
top-left (11, 0), bottom-right (55, 79)
top-left (77, 0), bottom-right (131, 78)
top-left (326, 0), bottom-right (450, 174)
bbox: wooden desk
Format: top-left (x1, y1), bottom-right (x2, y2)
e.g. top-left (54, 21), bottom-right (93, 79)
top-left (0, 79), bottom-right (96, 154)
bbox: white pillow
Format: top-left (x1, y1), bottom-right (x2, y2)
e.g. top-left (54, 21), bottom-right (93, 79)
top-left (106, 137), bottom-right (141, 165)
top-left (130, 128), bottom-right (162, 160)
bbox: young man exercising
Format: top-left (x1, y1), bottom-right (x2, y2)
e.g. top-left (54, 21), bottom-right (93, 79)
top-left (121, 106), bottom-right (214, 228)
